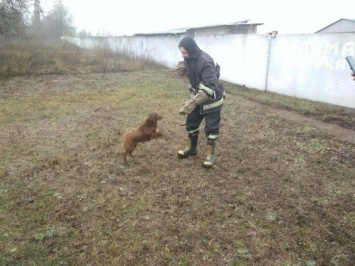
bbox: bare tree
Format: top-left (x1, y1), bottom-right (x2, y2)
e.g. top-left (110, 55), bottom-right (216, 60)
top-left (31, 0), bottom-right (42, 36)
top-left (78, 29), bottom-right (91, 37)
top-left (0, 0), bottom-right (30, 38)
top-left (41, 0), bottom-right (74, 39)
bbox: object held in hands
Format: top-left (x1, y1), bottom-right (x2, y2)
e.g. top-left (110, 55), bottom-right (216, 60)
top-left (176, 61), bottom-right (187, 77)
top-left (346, 56), bottom-right (355, 73)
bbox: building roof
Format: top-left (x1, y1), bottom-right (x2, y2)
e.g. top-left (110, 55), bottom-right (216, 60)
top-left (134, 28), bottom-right (186, 36)
top-left (134, 19), bottom-right (264, 36)
top-left (315, 18), bottom-right (355, 33)
top-left (188, 19), bottom-right (263, 29)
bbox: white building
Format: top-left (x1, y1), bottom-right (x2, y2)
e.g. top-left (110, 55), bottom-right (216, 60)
top-left (316, 18), bottom-right (355, 33)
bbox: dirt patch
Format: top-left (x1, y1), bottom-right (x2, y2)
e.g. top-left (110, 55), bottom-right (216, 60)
top-left (241, 97), bottom-right (355, 143)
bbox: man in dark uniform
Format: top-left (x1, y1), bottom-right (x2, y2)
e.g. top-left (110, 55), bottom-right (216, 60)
top-left (177, 36), bottom-right (224, 168)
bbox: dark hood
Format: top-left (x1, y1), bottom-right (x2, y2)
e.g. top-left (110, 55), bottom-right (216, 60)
top-left (179, 36), bottom-right (201, 62)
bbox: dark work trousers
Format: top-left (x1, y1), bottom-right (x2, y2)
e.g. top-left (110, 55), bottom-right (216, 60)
top-left (185, 107), bottom-right (221, 138)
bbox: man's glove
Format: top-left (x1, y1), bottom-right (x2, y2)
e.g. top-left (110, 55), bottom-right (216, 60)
top-left (198, 83), bottom-right (215, 99)
top-left (176, 61), bottom-right (187, 77)
top-left (179, 89), bottom-right (209, 115)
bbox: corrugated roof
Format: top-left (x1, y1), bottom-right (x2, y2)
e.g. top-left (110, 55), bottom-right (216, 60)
top-left (134, 19), bottom-right (264, 36)
top-left (189, 19), bottom-right (263, 29)
top-left (315, 18), bottom-right (355, 33)
top-left (134, 29), bottom-right (186, 36)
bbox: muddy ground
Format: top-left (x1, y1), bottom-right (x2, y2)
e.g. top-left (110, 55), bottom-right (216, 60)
top-left (1, 69), bottom-right (354, 265)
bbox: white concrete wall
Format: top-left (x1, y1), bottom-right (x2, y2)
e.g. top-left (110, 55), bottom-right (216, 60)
top-left (63, 33), bottom-right (355, 109)
top-left (65, 36), bottom-right (183, 68)
top-left (194, 34), bottom-right (270, 91)
top-left (267, 33), bottom-right (355, 108)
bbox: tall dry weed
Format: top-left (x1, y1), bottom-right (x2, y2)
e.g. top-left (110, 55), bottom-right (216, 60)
top-left (0, 40), bottom-right (160, 77)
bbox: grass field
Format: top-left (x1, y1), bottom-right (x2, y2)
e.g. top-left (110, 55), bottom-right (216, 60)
top-left (0, 41), bottom-right (354, 265)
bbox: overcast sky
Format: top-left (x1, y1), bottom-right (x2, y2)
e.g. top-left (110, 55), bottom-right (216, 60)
top-left (41, 0), bottom-right (354, 36)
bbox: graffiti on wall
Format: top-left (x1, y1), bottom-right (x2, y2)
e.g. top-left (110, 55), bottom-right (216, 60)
top-left (298, 41), bottom-right (355, 70)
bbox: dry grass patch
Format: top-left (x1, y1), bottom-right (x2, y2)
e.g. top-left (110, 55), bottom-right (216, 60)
top-left (234, 86), bottom-right (355, 130)
top-left (0, 46), bottom-right (354, 265)
top-left (0, 40), bottom-right (158, 77)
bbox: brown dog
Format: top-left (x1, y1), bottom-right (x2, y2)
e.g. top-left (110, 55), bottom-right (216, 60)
top-left (122, 113), bottom-right (163, 163)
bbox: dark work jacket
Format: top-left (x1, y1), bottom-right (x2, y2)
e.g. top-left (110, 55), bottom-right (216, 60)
top-left (184, 49), bottom-right (224, 114)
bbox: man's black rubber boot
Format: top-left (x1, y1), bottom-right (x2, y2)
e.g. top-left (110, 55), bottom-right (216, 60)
top-left (178, 133), bottom-right (198, 158)
top-left (203, 139), bottom-right (216, 168)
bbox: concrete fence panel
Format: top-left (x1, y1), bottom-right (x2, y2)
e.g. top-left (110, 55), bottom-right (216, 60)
top-left (63, 33), bottom-right (355, 109)
top-left (267, 33), bottom-right (355, 108)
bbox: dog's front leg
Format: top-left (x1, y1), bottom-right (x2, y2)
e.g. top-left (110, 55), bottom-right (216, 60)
top-left (152, 130), bottom-right (163, 139)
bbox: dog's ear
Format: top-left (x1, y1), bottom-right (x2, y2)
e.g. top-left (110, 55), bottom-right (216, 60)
top-left (146, 113), bottom-right (155, 123)
top-left (147, 113), bottom-right (161, 121)
top-left (149, 113), bottom-right (162, 120)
